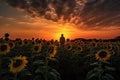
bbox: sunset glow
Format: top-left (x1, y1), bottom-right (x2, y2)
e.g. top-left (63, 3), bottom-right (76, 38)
top-left (0, 0), bottom-right (120, 40)
top-left (0, 1), bottom-right (120, 80)
top-left (53, 24), bottom-right (73, 40)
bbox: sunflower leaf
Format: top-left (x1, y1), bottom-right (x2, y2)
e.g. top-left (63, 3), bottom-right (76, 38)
top-left (1, 69), bottom-right (9, 74)
top-left (1, 74), bottom-right (14, 80)
top-left (47, 57), bottom-right (58, 62)
top-left (20, 69), bottom-right (32, 76)
top-left (104, 66), bottom-right (115, 71)
top-left (34, 75), bottom-right (44, 80)
top-left (90, 62), bottom-right (99, 66)
top-left (35, 66), bottom-right (46, 74)
top-left (105, 73), bottom-right (114, 80)
top-left (102, 75), bottom-right (114, 80)
top-left (103, 61), bottom-right (111, 65)
top-left (33, 60), bottom-right (44, 66)
top-left (48, 71), bottom-right (61, 80)
top-left (50, 69), bottom-right (60, 76)
top-left (86, 72), bottom-right (99, 80)
top-left (86, 68), bottom-right (100, 80)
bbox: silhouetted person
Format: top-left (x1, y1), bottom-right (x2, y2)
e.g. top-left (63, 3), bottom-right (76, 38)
top-left (60, 34), bottom-right (65, 45)
top-left (4, 33), bottom-right (10, 41)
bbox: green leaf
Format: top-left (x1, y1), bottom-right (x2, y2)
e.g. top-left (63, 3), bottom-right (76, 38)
top-left (103, 61), bottom-right (111, 65)
top-left (47, 57), bottom-right (58, 62)
top-left (2, 56), bottom-right (11, 60)
top-left (33, 60), bottom-right (44, 66)
top-left (90, 62), bottom-right (99, 66)
top-left (35, 66), bottom-right (46, 74)
top-left (1, 69), bottom-right (9, 74)
top-left (50, 69), bottom-right (60, 76)
top-left (102, 75), bottom-right (113, 80)
top-left (86, 68), bottom-right (100, 80)
top-left (2, 77), bottom-right (14, 80)
top-left (1, 74), bottom-right (14, 80)
top-left (20, 69), bottom-right (32, 76)
top-left (86, 72), bottom-right (99, 80)
top-left (31, 54), bottom-right (39, 59)
top-left (104, 66), bottom-right (115, 71)
top-left (34, 75), bottom-right (43, 80)
top-left (48, 71), bottom-right (60, 80)
top-left (105, 73), bottom-right (114, 80)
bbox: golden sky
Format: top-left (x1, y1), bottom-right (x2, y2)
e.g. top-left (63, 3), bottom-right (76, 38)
top-left (0, 0), bottom-right (120, 40)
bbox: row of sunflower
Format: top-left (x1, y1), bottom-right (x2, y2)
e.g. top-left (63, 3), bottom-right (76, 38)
top-left (0, 38), bottom-right (120, 80)
top-left (55, 39), bottom-right (120, 80)
top-left (0, 39), bottom-right (60, 80)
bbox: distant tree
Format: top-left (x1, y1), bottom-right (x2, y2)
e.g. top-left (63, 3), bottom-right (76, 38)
top-left (116, 36), bottom-right (120, 39)
top-left (115, 36), bottom-right (120, 41)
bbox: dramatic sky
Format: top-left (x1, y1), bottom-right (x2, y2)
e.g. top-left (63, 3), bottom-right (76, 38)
top-left (0, 0), bottom-right (120, 40)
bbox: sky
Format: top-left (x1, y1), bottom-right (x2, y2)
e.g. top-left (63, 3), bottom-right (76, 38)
top-left (0, 0), bottom-right (120, 40)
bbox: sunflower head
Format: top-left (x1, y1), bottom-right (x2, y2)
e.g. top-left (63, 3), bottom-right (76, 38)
top-left (92, 42), bottom-right (98, 48)
top-left (110, 50), bottom-right (116, 55)
top-left (23, 39), bottom-right (29, 45)
top-left (107, 44), bottom-right (113, 50)
top-left (31, 41), bottom-right (36, 45)
top-left (95, 50), bottom-right (111, 62)
top-left (49, 46), bottom-right (57, 58)
top-left (9, 56), bottom-right (28, 73)
top-left (65, 43), bottom-right (72, 50)
top-left (0, 43), bottom-right (10, 55)
top-left (16, 40), bottom-right (24, 47)
top-left (77, 46), bottom-right (83, 52)
top-left (71, 49), bottom-right (77, 55)
top-left (79, 41), bottom-right (84, 45)
top-left (9, 41), bottom-right (15, 49)
top-left (32, 44), bottom-right (42, 53)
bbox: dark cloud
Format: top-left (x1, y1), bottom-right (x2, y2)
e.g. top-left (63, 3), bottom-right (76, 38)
top-left (5, 0), bottom-right (28, 9)
top-left (4, 0), bottom-right (120, 29)
top-left (5, 0), bottom-right (79, 21)
top-left (80, 0), bottom-right (120, 28)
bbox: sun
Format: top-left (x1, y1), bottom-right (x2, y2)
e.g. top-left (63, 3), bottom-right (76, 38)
top-left (54, 27), bottom-right (70, 41)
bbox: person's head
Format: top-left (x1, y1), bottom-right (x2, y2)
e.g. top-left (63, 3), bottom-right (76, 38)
top-left (61, 34), bottom-right (64, 37)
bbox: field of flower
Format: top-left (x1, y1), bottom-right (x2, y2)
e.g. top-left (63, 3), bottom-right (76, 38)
top-left (0, 37), bottom-right (120, 80)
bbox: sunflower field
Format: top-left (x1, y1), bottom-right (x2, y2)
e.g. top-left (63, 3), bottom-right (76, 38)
top-left (0, 37), bottom-right (120, 80)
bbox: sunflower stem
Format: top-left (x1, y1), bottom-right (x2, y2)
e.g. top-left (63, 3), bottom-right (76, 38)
top-left (45, 57), bottom-right (48, 80)
top-left (98, 61), bottom-right (103, 80)
top-left (14, 73), bottom-right (18, 80)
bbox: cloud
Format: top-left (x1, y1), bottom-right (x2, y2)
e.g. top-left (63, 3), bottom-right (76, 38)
top-left (80, 0), bottom-right (120, 28)
top-left (0, 16), bottom-right (3, 19)
top-left (4, 0), bottom-right (120, 29)
top-left (0, 16), bottom-right (58, 31)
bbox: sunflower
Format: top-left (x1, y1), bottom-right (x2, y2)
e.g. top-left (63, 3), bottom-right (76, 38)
top-left (31, 41), bottom-right (36, 45)
top-left (65, 43), bottom-right (72, 50)
top-left (49, 45), bottom-right (57, 58)
top-left (23, 39), bottom-right (29, 45)
top-left (95, 50), bottom-right (111, 62)
top-left (0, 43), bottom-right (10, 55)
top-left (91, 41), bottom-right (98, 48)
top-left (110, 50), bottom-right (115, 55)
top-left (79, 41), bottom-right (84, 45)
top-left (16, 40), bottom-right (24, 47)
top-left (32, 44), bottom-right (42, 53)
top-left (9, 56), bottom-right (28, 73)
top-left (8, 41), bottom-right (15, 49)
top-left (77, 46), bottom-right (83, 52)
top-left (107, 44), bottom-right (113, 50)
